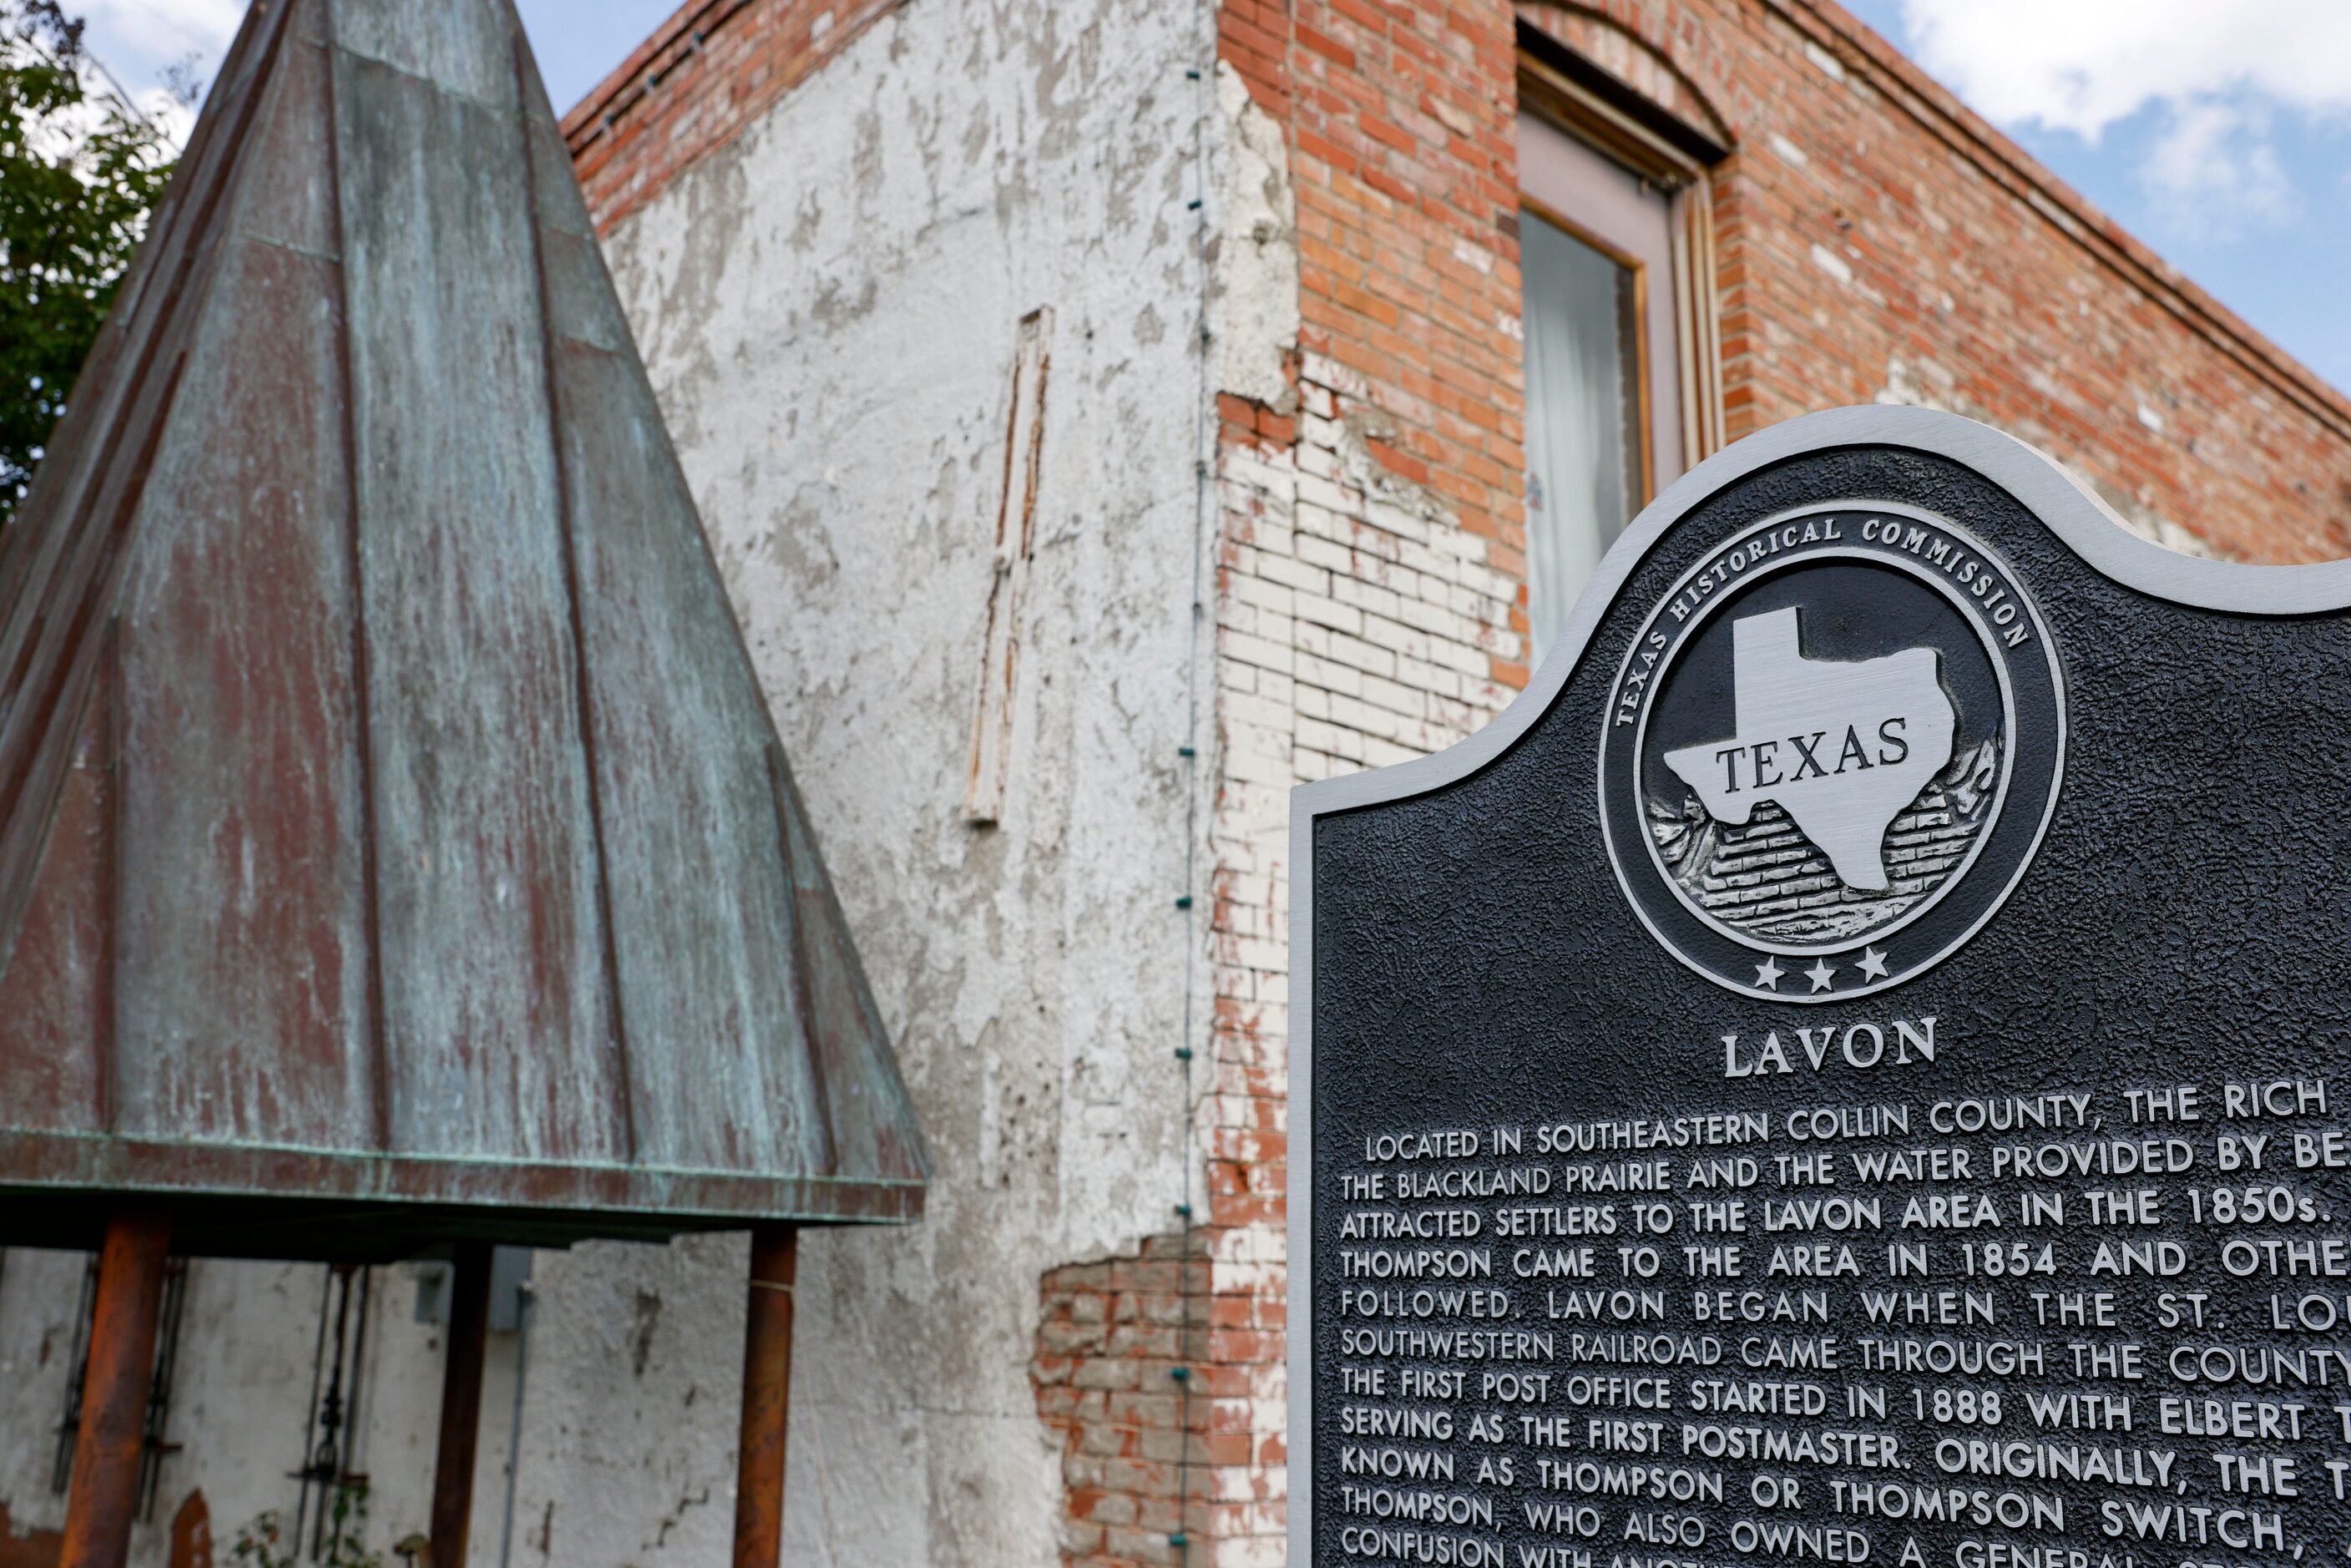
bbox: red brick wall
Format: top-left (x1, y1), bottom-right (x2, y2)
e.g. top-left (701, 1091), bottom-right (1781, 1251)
top-left (1273, 0), bottom-right (1530, 666)
top-left (1691, 0), bottom-right (2351, 561)
top-left (1211, 0), bottom-right (2351, 573)
top-left (569, 0), bottom-right (2351, 563)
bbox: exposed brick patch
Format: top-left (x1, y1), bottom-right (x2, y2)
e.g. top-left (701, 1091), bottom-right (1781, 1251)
top-left (1219, 394), bottom-right (1298, 458)
top-left (1033, 1233), bottom-right (1215, 1568)
top-left (560, 0), bottom-right (902, 233)
top-left (1030, 1224), bottom-right (1287, 1566)
top-left (1220, 0), bottom-right (1293, 119)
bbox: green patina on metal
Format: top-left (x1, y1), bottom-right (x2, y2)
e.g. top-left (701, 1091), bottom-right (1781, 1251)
top-left (0, 0), bottom-right (929, 1258)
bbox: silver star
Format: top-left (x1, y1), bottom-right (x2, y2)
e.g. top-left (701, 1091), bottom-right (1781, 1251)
top-left (1754, 957), bottom-right (1785, 991)
top-left (1858, 946), bottom-right (1889, 981)
top-left (1805, 959), bottom-right (1837, 993)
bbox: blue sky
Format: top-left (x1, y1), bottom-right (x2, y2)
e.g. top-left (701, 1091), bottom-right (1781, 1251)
top-left (1839, 0), bottom-right (2351, 395)
top-left (513, 0), bottom-right (678, 111)
top-left (70, 1), bottom-right (676, 123)
top-left (68, 0), bottom-right (2351, 395)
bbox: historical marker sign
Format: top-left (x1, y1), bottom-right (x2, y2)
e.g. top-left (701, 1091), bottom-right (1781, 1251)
top-left (1289, 407), bottom-right (2351, 1568)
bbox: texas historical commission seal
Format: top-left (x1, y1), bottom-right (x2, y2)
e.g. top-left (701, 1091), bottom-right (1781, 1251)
top-left (1599, 502), bottom-right (2065, 1001)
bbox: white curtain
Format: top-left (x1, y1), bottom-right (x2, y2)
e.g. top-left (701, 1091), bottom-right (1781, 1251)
top-left (1521, 214), bottom-right (1636, 666)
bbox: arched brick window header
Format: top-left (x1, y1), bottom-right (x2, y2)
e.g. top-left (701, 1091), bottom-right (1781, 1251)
top-left (1515, 3), bottom-right (1734, 159)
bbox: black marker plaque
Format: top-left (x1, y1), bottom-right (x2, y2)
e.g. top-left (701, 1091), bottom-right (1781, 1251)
top-left (1289, 408), bottom-right (2351, 1568)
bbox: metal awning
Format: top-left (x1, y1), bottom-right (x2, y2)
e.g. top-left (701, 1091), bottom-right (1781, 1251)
top-left (0, 0), bottom-right (928, 1261)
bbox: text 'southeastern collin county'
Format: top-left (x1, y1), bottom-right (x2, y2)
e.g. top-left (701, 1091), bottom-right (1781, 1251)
top-left (1292, 409), bottom-right (2351, 1568)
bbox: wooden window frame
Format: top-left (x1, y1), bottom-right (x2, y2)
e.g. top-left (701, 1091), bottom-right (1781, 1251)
top-left (1518, 38), bottom-right (1728, 471)
top-left (1518, 192), bottom-right (1658, 508)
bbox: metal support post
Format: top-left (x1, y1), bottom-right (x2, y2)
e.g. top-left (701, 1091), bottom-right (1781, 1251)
top-left (60, 1205), bottom-right (172, 1568)
top-left (429, 1241), bottom-right (493, 1566)
top-left (731, 1225), bottom-right (799, 1567)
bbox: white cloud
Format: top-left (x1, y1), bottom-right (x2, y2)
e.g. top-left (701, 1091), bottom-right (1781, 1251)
top-left (71, 0), bottom-right (243, 148)
top-left (78, 0), bottom-right (245, 74)
top-left (1898, 0), bottom-right (2351, 233)
top-left (2142, 99), bottom-right (2296, 225)
top-left (1898, 0), bottom-right (2351, 139)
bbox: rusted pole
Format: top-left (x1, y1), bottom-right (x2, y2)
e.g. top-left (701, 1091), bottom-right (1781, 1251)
top-left (732, 1225), bottom-right (799, 1567)
top-left (60, 1204), bottom-right (173, 1568)
top-left (429, 1241), bottom-right (493, 1567)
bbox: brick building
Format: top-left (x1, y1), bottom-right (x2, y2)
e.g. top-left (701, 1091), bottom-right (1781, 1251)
top-left (544, 1), bottom-right (2351, 1563)
top-left (5, 0), bottom-right (2350, 1562)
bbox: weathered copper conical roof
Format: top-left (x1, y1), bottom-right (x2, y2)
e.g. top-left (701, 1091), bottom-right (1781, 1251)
top-left (0, 0), bottom-right (927, 1258)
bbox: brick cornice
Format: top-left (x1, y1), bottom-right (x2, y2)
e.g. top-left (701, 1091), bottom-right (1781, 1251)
top-left (1772, 0), bottom-right (2351, 442)
top-left (561, 0), bottom-right (741, 146)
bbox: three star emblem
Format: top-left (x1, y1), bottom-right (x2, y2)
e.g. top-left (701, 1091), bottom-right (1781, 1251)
top-left (1752, 945), bottom-right (1891, 992)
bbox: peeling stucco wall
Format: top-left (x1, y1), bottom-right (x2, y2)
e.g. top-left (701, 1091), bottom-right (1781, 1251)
top-left (1215, 65), bottom-right (1299, 418)
top-left (567, 0), bottom-right (1214, 1558)
top-left (0, 0), bottom-right (1214, 1560)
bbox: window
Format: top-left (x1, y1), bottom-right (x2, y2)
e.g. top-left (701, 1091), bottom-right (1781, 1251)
top-left (1514, 44), bottom-right (1725, 664)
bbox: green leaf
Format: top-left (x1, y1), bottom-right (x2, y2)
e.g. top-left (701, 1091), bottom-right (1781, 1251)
top-left (0, 1), bottom-right (185, 529)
